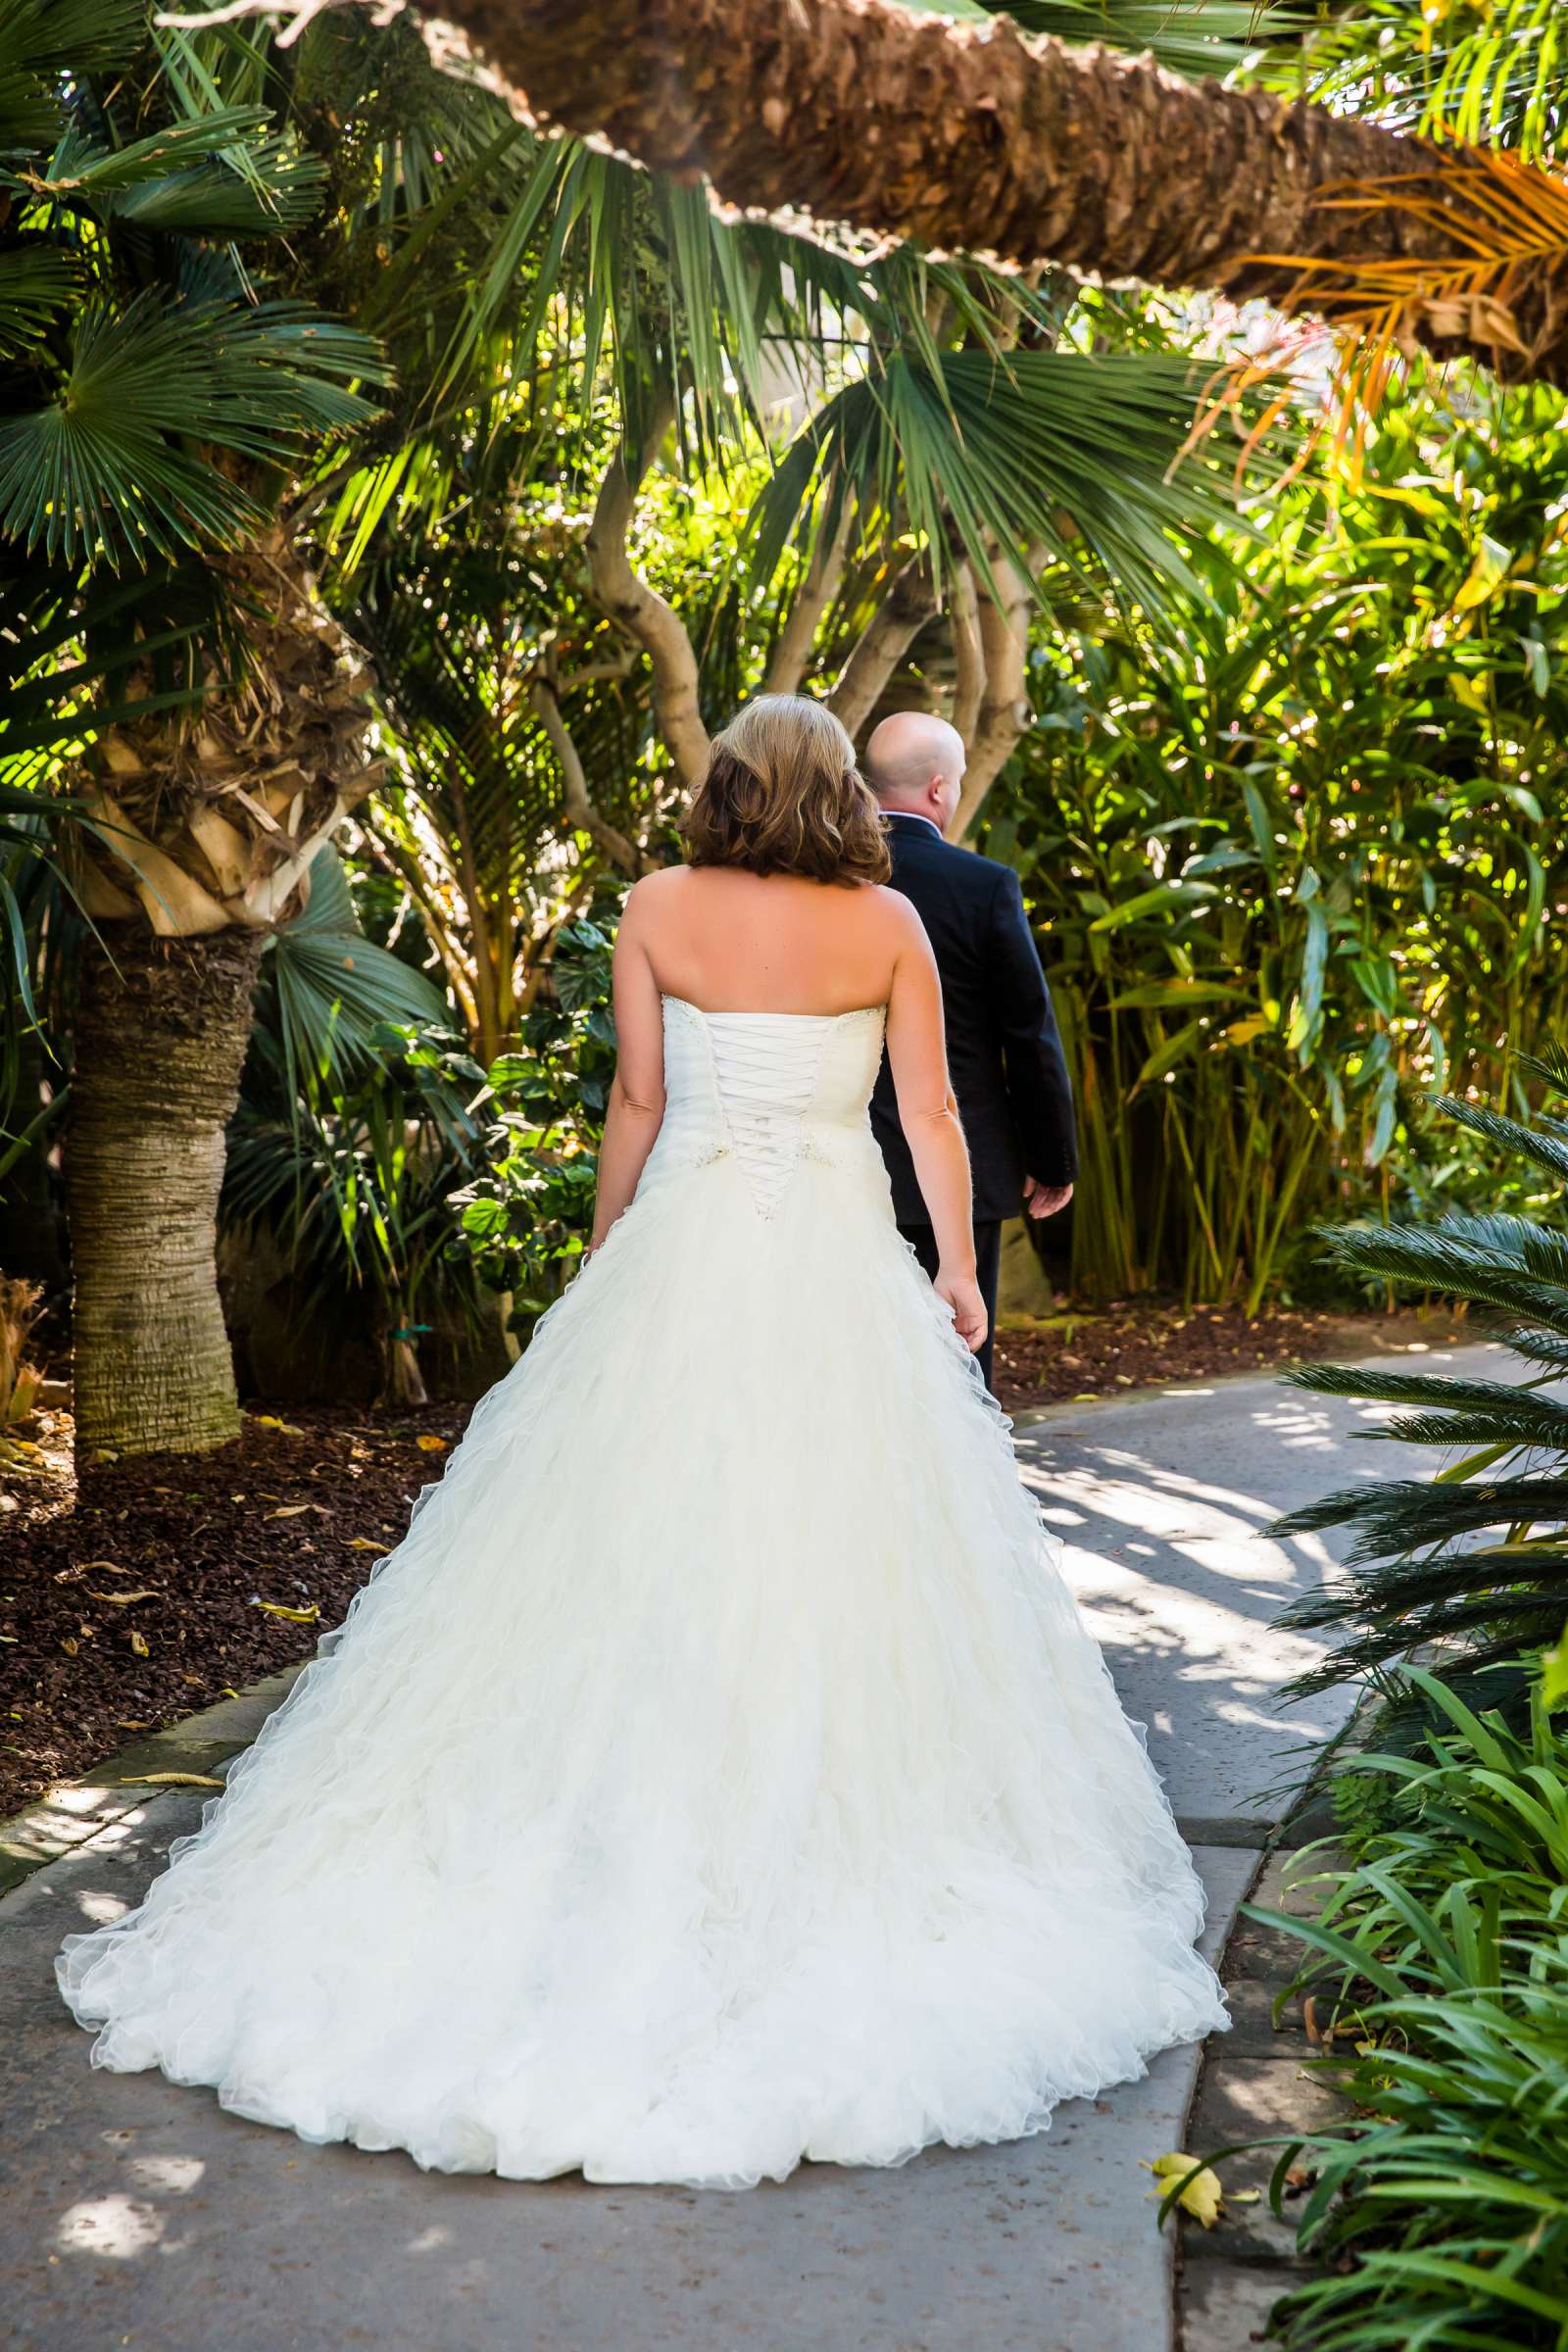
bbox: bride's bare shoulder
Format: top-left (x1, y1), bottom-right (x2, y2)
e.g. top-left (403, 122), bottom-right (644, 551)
top-left (621, 864), bottom-right (692, 928)
top-left (859, 882), bottom-right (932, 952)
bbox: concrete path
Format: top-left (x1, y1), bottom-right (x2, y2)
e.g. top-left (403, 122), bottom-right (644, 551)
top-left (0, 1344), bottom-right (1509, 2352)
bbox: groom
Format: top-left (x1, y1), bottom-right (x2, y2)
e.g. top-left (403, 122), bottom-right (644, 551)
top-left (865, 711), bottom-right (1076, 1393)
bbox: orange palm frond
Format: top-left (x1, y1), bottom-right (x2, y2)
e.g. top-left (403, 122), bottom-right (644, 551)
top-left (1191, 149), bottom-right (1568, 491)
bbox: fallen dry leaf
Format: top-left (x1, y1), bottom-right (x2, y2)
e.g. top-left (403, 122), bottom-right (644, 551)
top-left (416, 1435), bottom-right (447, 1453)
top-left (249, 1598), bottom-right (319, 1624)
top-left (86, 1589), bottom-right (158, 1606)
top-left (116, 1773), bottom-right (225, 1789)
top-left (128, 1631), bottom-right (150, 1657)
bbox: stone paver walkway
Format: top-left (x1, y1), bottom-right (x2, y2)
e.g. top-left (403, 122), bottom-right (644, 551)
top-left (0, 1344), bottom-right (1509, 2352)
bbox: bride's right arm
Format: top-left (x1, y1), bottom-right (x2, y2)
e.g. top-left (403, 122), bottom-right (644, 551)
top-left (588, 887), bottom-right (666, 1255)
top-left (884, 904), bottom-right (987, 1355)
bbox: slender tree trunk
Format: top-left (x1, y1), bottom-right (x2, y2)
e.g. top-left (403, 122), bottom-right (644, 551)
top-left (586, 401), bottom-right (710, 790)
top-left (827, 556), bottom-right (937, 741)
top-left (955, 543), bottom-right (1043, 841)
top-left (420, 0), bottom-right (1568, 388)
top-left (68, 926), bottom-right (264, 1460)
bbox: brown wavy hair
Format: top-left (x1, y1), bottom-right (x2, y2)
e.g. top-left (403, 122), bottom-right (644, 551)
top-left (681, 696), bottom-right (891, 887)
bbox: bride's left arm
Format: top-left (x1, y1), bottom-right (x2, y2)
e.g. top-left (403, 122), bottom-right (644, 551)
top-left (587, 886), bottom-right (666, 1254)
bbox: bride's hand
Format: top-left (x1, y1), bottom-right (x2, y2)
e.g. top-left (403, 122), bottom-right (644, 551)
top-left (935, 1269), bottom-right (988, 1355)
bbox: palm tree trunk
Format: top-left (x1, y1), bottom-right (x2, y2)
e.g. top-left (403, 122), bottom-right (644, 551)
top-left (68, 926), bottom-right (264, 1460)
top-left (421, 0), bottom-right (1568, 388)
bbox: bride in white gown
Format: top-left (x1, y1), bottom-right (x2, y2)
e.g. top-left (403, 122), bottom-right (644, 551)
top-left (58, 694), bottom-right (1227, 2188)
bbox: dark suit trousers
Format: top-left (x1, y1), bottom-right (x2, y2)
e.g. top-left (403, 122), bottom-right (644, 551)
top-left (899, 1219), bottom-right (1003, 1395)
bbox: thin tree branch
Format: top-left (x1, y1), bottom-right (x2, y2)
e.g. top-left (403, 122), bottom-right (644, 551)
top-left (954, 540), bottom-right (1043, 843)
top-left (584, 392), bottom-right (710, 790)
top-left (530, 673), bottom-right (642, 874)
top-left (764, 494), bottom-right (853, 698)
top-left (825, 554), bottom-right (937, 744)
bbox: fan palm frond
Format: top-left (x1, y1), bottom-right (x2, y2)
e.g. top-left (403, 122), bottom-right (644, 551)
top-left (0, 245), bottom-right (79, 354)
top-left (0, 0), bottom-right (147, 147)
top-left (263, 848), bottom-right (452, 1091)
top-left (899, 0), bottom-right (1300, 78)
top-left (1007, 0), bottom-right (1299, 77)
top-left (0, 294), bottom-right (385, 566)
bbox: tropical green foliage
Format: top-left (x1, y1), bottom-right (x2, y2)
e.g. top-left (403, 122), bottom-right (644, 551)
top-left (984, 377), bottom-right (1568, 1306)
top-left (1237, 1665), bottom-right (1568, 2351)
top-left (259, 848), bottom-right (450, 1095)
top-left (223, 1022), bottom-right (494, 1402)
top-left (222, 896), bottom-right (616, 1390)
top-left (449, 910), bottom-right (619, 1315)
top-left (1289, 0), bottom-right (1568, 159)
top-left (0, 2), bottom-right (384, 580)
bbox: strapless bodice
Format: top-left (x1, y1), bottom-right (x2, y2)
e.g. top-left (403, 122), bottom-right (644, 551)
top-left (642, 994), bottom-right (891, 1218)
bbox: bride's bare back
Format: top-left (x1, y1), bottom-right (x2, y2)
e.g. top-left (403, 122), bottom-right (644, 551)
top-left (628, 864), bottom-right (911, 1016)
top-left (587, 694), bottom-right (986, 1353)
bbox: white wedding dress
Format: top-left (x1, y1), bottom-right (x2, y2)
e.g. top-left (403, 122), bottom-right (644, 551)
top-left (58, 996), bottom-right (1227, 2187)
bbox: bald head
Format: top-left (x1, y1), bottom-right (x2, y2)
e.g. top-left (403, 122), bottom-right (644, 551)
top-left (866, 711), bottom-right (964, 798)
top-left (864, 711), bottom-right (966, 836)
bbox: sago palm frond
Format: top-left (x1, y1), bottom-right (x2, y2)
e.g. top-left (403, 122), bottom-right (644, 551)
top-left (1271, 1082), bottom-right (1568, 1708)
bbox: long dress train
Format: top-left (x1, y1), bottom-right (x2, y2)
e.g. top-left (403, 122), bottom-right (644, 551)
top-left (57, 996), bottom-right (1227, 2188)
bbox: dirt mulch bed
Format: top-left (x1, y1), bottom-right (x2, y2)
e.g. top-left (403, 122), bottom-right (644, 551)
top-left (2, 1300), bottom-right (1471, 1818)
top-left (994, 1298), bottom-right (1471, 1410)
top-left (1, 1402), bottom-right (471, 1820)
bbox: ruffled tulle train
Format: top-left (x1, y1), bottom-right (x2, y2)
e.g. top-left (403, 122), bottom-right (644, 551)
top-left (57, 1003), bottom-right (1227, 2187)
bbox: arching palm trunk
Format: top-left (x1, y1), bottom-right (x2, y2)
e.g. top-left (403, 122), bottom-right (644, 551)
top-left (422, 0), bottom-right (1568, 389)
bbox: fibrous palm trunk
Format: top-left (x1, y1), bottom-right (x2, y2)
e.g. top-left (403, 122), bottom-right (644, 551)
top-left (418, 0), bottom-right (1568, 388)
top-left (63, 525), bottom-right (378, 1460)
top-left (68, 926), bottom-right (264, 1458)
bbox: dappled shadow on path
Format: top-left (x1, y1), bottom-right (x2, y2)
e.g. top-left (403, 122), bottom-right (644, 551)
top-left (1007, 1361), bottom-right (1499, 1821)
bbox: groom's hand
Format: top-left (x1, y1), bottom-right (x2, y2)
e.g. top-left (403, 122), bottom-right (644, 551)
top-left (1024, 1176), bottom-right (1073, 1220)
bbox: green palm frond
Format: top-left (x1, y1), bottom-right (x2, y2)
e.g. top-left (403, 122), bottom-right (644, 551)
top-left (1275, 1474), bottom-right (1568, 1550)
top-left (898, 0), bottom-right (1299, 77)
top-left (1309, 1213), bottom-right (1568, 1334)
top-left (754, 349), bottom-right (1250, 616)
top-left (0, 245), bottom-right (79, 354)
top-left (265, 848), bottom-right (452, 1089)
top-left (87, 133), bottom-right (326, 235)
top-left (1007, 0), bottom-right (1298, 77)
top-left (0, 293), bottom-right (385, 565)
top-left (1429, 1093), bottom-right (1568, 1180)
top-left (0, 0), bottom-right (146, 148)
top-left (1293, 0), bottom-right (1568, 164)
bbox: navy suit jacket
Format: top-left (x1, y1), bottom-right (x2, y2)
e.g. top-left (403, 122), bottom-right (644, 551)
top-left (870, 812), bottom-right (1078, 1225)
